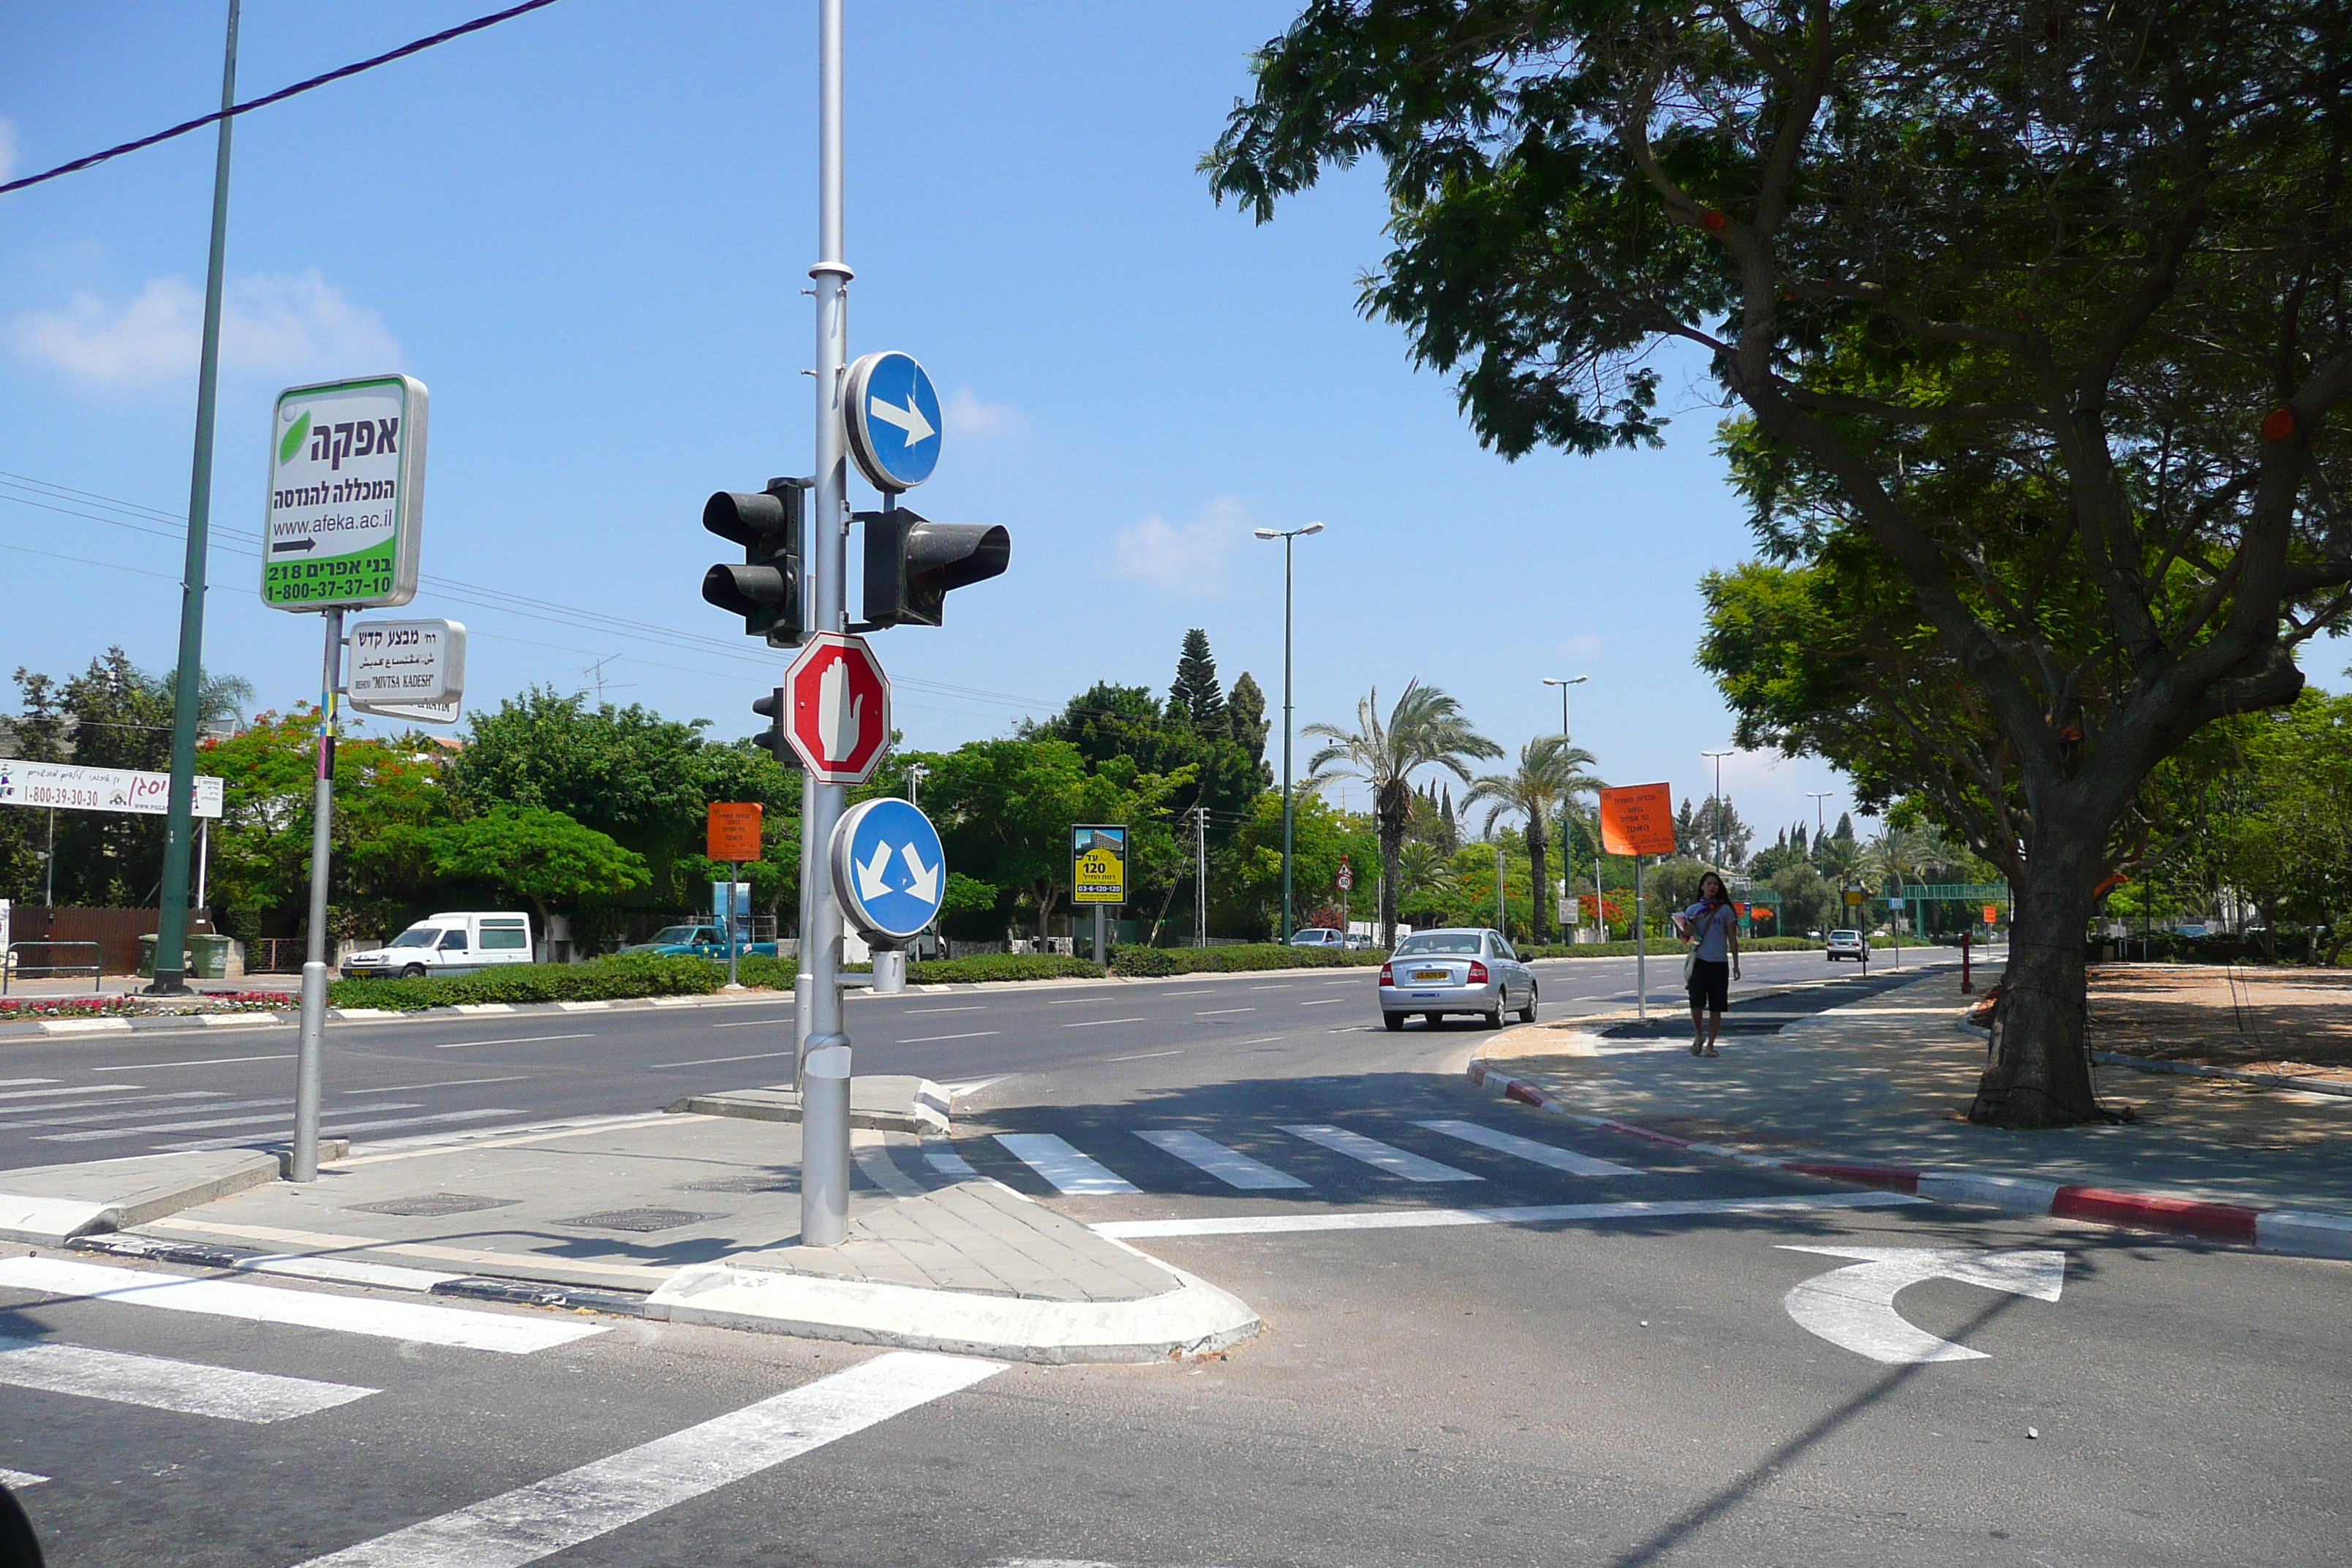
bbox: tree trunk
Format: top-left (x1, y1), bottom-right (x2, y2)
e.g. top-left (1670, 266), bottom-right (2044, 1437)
top-left (1968, 834), bottom-right (2109, 1128)
top-left (1379, 828), bottom-right (1403, 949)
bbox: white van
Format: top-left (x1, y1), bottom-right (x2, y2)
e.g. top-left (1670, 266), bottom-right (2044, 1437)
top-left (341, 912), bottom-right (535, 979)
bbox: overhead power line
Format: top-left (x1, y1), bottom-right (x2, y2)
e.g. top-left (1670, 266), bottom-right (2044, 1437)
top-left (0, 0), bottom-right (566, 198)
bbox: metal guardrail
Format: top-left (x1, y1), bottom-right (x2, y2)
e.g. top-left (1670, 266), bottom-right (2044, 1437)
top-left (2, 940), bottom-right (103, 995)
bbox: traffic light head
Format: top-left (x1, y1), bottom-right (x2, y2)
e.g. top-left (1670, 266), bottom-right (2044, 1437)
top-left (859, 508), bottom-right (1010, 628)
top-left (750, 686), bottom-right (789, 764)
top-left (701, 480), bottom-right (806, 646)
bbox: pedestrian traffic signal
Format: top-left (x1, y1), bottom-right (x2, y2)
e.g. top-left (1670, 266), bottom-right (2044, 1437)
top-left (857, 508), bottom-right (1009, 628)
top-left (751, 686), bottom-right (788, 763)
top-left (701, 479), bottom-right (807, 645)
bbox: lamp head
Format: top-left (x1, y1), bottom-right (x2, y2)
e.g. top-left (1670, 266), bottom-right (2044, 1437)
top-left (1253, 528), bottom-right (1279, 540)
top-left (1300, 520), bottom-right (1324, 536)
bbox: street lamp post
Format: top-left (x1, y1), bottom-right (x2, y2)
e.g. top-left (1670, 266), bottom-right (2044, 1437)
top-left (1542, 675), bottom-right (1587, 942)
top-left (1702, 749), bottom-right (1734, 867)
top-left (1254, 521), bottom-right (1323, 943)
top-left (1807, 789), bottom-right (1834, 938)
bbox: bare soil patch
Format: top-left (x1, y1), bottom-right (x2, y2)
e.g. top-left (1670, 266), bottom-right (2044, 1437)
top-left (2087, 964), bottom-right (2352, 1082)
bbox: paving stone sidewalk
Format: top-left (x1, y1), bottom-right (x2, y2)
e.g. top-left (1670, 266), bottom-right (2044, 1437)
top-left (1483, 965), bottom-right (2352, 1215)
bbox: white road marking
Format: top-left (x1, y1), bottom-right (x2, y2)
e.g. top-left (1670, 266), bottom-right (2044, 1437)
top-left (709, 1019), bottom-right (782, 1029)
top-left (343, 1076), bottom-right (530, 1095)
top-left (1296, 998), bottom-right (1345, 1006)
top-left (1158, 990), bottom-right (1217, 996)
top-left (1136, 1131), bottom-right (1309, 1191)
top-left (897, 1005), bottom-right (985, 1014)
top-left (0, 1334), bottom-right (377, 1422)
top-left (9, 1094), bottom-right (296, 1131)
top-left (0, 1078), bottom-right (56, 1088)
top-left (651, 1050), bottom-right (790, 1069)
top-left (1414, 1119), bottom-right (1638, 1176)
top-left (1192, 1007), bottom-right (1254, 1016)
top-left (38, 1102), bottom-right (311, 1141)
top-left (0, 1082), bottom-right (121, 1101)
top-left (1097, 1190), bottom-right (1923, 1237)
top-left (0, 1088), bottom-right (214, 1115)
top-left (923, 1140), bottom-right (979, 1177)
top-left (163, 1107), bottom-right (522, 1150)
top-left (0, 1467), bottom-right (48, 1488)
top-left (431, 1033), bottom-right (598, 1050)
top-left (940, 1078), bottom-right (1004, 1099)
top-left (896, 1030), bottom-right (1000, 1044)
top-left (1779, 1245), bottom-right (2066, 1365)
top-left (1105, 1049), bottom-right (1183, 1062)
top-left (853, 1145), bottom-right (922, 1199)
top-left (1282, 1125), bottom-right (1482, 1183)
top-left (0, 1257), bottom-right (603, 1354)
top-left (91, 1054), bottom-right (294, 1071)
top-left (1058, 1017), bottom-right (1145, 1029)
top-left (293, 1351), bottom-right (1002, 1568)
top-left (993, 1133), bottom-right (1139, 1194)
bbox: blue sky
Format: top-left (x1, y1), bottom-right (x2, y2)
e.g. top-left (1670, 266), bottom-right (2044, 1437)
top-left (0, 1), bottom-right (1866, 845)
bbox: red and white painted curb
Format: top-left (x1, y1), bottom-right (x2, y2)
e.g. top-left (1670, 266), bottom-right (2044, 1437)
top-left (1467, 1058), bottom-right (2352, 1262)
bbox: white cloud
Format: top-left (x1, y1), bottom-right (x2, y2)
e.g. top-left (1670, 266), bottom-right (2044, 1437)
top-left (942, 386), bottom-right (1025, 440)
top-left (1103, 495), bottom-right (1251, 592)
top-left (10, 268), bottom-right (401, 387)
top-left (0, 117), bottom-right (20, 183)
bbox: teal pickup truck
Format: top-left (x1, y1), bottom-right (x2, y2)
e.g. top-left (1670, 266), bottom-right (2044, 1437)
top-left (618, 924), bottom-right (779, 960)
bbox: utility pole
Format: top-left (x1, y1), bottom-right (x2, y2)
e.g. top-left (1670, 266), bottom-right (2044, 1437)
top-left (1192, 804), bottom-right (1208, 947)
top-left (905, 762), bottom-right (927, 806)
top-left (149, 0), bottom-right (241, 996)
top-left (798, 0), bottom-right (855, 1248)
top-left (1543, 674), bottom-right (1588, 943)
top-left (1703, 749), bottom-right (1734, 868)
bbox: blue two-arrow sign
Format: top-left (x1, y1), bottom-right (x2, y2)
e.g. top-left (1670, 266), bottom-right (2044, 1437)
top-left (830, 797), bottom-right (948, 942)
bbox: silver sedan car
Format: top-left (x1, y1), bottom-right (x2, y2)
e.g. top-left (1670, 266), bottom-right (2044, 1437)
top-left (1379, 927), bottom-right (1536, 1030)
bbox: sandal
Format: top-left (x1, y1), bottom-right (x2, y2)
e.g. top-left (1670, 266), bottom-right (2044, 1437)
top-left (1703, 1045), bottom-right (1720, 1057)
top-left (1690, 1038), bottom-right (1704, 1055)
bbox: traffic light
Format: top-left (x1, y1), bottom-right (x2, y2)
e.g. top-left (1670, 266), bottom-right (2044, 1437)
top-left (751, 686), bottom-right (788, 764)
top-left (857, 508), bottom-right (1010, 628)
top-left (701, 479), bottom-right (806, 645)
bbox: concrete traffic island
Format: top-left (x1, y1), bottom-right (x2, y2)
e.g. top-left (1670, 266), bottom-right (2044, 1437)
top-left (666, 1073), bottom-right (951, 1135)
top-left (40, 1075), bottom-right (1257, 1365)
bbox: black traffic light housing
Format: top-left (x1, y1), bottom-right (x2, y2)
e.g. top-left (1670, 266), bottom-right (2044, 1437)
top-left (858, 508), bottom-right (1011, 628)
top-left (702, 478), bottom-right (807, 646)
top-left (750, 686), bottom-right (789, 764)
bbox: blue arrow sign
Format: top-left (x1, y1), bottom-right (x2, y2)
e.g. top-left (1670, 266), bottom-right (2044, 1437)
top-left (831, 796), bottom-right (949, 942)
top-left (844, 351), bottom-right (942, 491)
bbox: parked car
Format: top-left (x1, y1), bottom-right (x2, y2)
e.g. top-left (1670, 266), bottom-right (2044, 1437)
top-left (1378, 927), bottom-right (1535, 1030)
top-left (1825, 930), bottom-right (1867, 962)
top-left (2174, 922), bottom-right (2211, 939)
top-left (342, 912), bottom-right (535, 979)
top-left (619, 924), bottom-right (778, 961)
top-left (1289, 927), bottom-right (1347, 949)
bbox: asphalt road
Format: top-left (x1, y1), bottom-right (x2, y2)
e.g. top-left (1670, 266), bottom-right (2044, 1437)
top-left (8, 946), bottom-right (2345, 1567)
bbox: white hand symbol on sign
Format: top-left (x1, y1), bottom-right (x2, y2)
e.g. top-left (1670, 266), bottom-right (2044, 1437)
top-left (816, 655), bottom-right (864, 764)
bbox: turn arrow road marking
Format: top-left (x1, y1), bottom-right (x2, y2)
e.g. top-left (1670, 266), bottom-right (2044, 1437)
top-left (1779, 1244), bottom-right (2065, 1364)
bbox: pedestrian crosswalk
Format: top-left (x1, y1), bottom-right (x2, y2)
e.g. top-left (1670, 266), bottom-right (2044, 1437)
top-left (985, 1116), bottom-right (1644, 1197)
top-left (0, 1080), bottom-right (526, 1153)
top-left (0, 1334), bottom-right (377, 1423)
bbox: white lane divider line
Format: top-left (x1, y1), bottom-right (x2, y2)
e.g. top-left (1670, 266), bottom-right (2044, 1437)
top-left (0, 1078), bottom-right (58, 1088)
top-left (1296, 998), bottom-right (1346, 1006)
top-left (0, 1257), bottom-right (603, 1355)
top-left (0, 1467), bottom-right (48, 1488)
top-left (431, 1033), bottom-right (598, 1051)
top-left (293, 1351), bottom-right (1003, 1568)
top-left (1136, 1130), bottom-right (1309, 1191)
top-left (895, 1030), bottom-right (1000, 1044)
top-left (1414, 1119), bottom-right (1639, 1177)
top-left (897, 1005), bottom-right (986, 1014)
top-left (1281, 1124), bottom-right (1483, 1183)
top-left (1096, 1189), bottom-right (1924, 1237)
top-left (91, 1053), bottom-right (293, 1072)
top-left (992, 1133), bottom-right (1139, 1194)
top-left (164, 1108), bottom-right (522, 1151)
top-left (1105, 1049), bottom-right (1183, 1063)
top-left (650, 1050), bottom-right (790, 1069)
top-left (1058, 1017), bottom-right (1145, 1029)
top-left (342, 1076), bottom-right (531, 1096)
top-left (1191, 1007), bottom-right (1255, 1016)
top-left (0, 1335), bottom-right (377, 1423)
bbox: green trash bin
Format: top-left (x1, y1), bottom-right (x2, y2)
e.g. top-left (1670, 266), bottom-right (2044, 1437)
top-left (137, 932), bottom-right (158, 979)
top-left (189, 934), bottom-right (231, 981)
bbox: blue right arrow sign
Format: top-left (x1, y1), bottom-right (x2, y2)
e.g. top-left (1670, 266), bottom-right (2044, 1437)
top-left (843, 351), bottom-right (942, 492)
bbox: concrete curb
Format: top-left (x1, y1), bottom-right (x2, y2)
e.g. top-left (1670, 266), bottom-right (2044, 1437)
top-left (664, 1075), bottom-right (951, 1136)
top-left (1465, 1058), bottom-right (2352, 1263)
top-left (642, 1257), bottom-right (1260, 1364)
top-left (0, 1151), bottom-right (279, 1247)
top-left (65, 1232), bottom-right (652, 1316)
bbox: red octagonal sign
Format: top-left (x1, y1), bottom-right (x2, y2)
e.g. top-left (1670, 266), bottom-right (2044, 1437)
top-left (783, 632), bottom-right (891, 783)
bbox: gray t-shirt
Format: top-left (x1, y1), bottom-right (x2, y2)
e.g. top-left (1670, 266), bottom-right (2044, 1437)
top-left (1683, 900), bottom-right (1738, 962)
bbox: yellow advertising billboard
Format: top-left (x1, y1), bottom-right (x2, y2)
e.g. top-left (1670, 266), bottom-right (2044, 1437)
top-left (1071, 823), bottom-right (1127, 905)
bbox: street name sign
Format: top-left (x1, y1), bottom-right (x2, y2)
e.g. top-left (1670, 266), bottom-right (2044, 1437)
top-left (1071, 824), bottom-right (1127, 905)
top-left (832, 797), bottom-right (947, 942)
top-left (1597, 783), bottom-right (1676, 857)
top-left (263, 374), bottom-right (427, 611)
top-left (0, 760), bottom-right (222, 819)
top-left (347, 619), bottom-right (465, 711)
top-left (843, 351), bottom-right (942, 492)
top-left (783, 632), bottom-right (891, 783)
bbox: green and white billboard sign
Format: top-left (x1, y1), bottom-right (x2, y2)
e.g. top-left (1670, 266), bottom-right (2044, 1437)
top-left (262, 374), bottom-right (427, 611)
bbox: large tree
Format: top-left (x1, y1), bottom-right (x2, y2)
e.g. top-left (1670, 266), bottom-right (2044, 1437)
top-left (1464, 734), bottom-right (1603, 938)
top-left (1303, 682), bottom-right (1501, 946)
top-left (1208, 0), bottom-right (2352, 1127)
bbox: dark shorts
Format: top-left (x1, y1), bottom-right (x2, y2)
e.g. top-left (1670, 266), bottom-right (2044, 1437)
top-left (1687, 957), bottom-right (1730, 1011)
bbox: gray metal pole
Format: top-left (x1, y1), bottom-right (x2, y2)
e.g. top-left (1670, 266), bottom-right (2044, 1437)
top-left (727, 862), bottom-right (741, 988)
top-left (151, 0), bottom-right (241, 997)
top-left (290, 604), bottom-right (342, 1183)
top-left (1094, 905), bottom-right (1107, 965)
top-left (1194, 805), bottom-right (1207, 946)
top-left (799, 0), bottom-right (854, 1248)
top-left (1279, 535), bottom-right (1294, 943)
top-left (1634, 855), bottom-right (1647, 1025)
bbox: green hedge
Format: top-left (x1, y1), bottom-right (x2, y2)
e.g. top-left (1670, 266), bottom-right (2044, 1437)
top-left (328, 953), bottom-right (729, 1012)
top-left (908, 953), bottom-right (1104, 984)
top-left (1109, 943), bottom-right (1388, 977)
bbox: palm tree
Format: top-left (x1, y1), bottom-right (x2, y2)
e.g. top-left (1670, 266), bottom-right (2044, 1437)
top-left (1304, 682), bottom-right (1501, 947)
top-left (1392, 839), bottom-right (1458, 928)
top-left (1464, 735), bottom-right (1603, 941)
top-left (1866, 826), bottom-right (1953, 939)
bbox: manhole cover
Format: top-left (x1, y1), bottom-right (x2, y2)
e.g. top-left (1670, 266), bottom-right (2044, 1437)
top-left (683, 1175), bottom-right (795, 1194)
top-left (347, 1193), bottom-right (519, 1218)
top-left (559, 1207), bottom-right (715, 1233)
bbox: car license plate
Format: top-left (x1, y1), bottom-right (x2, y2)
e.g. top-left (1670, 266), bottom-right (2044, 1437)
top-left (1412, 969), bottom-right (1448, 981)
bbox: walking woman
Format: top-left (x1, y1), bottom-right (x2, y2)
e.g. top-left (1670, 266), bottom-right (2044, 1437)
top-left (1677, 871), bottom-right (1741, 1056)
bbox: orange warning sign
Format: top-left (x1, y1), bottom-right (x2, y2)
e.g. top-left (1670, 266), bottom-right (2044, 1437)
top-left (1598, 783), bottom-right (1676, 857)
top-left (706, 802), bottom-right (763, 862)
